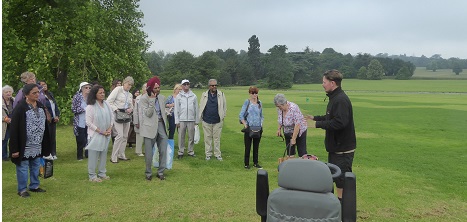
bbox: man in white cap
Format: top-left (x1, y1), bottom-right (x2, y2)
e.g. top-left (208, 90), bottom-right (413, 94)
top-left (174, 79), bottom-right (199, 159)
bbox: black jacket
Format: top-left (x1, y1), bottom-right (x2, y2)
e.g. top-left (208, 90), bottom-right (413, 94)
top-left (9, 100), bottom-right (50, 165)
top-left (315, 87), bottom-right (356, 153)
top-left (43, 91), bottom-right (61, 118)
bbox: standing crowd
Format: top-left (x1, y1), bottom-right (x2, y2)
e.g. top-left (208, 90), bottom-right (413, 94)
top-left (4, 69), bottom-right (356, 201)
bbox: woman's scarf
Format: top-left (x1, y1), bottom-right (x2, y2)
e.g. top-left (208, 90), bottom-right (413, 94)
top-left (85, 101), bottom-right (112, 151)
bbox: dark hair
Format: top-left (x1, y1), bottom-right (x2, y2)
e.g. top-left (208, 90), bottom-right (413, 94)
top-left (23, 83), bottom-right (38, 95)
top-left (323, 69), bottom-right (343, 86)
top-left (87, 85), bottom-right (105, 105)
top-left (132, 88), bottom-right (140, 99)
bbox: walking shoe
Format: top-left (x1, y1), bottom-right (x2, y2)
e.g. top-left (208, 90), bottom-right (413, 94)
top-left (177, 155), bottom-right (183, 159)
top-left (52, 155), bottom-right (58, 160)
top-left (18, 191), bottom-right (30, 198)
top-left (99, 175), bottom-right (110, 180)
top-left (188, 154), bottom-right (196, 157)
top-left (29, 187), bottom-right (46, 192)
top-left (146, 175), bottom-right (152, 181)
top-left (156, 174), bottom-right (166, 180)
top-left (137, 153), bottom-right (145, 157)
top-left (43, 154), bottom-right (54, 160)
top-left (253, 164), bottom-right (263, 169)
top-left (216, 156), bottom-right (223, 161)
top-left (205, 156), bottom-right (211, 160)
top-left (89, 178), bottom-right (102, 183)
top-left (118, 157), bottom-right (130, 161)
top-left (244, 165), bottom-right (251, 169)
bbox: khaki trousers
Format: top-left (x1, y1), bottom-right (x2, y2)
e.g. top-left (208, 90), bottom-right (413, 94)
top-left (111, 121), bottom-right (130, 162)
top-left (202, 120), bottom-right (223, 157)
top-left (178, 121), bottom-right (195, 155)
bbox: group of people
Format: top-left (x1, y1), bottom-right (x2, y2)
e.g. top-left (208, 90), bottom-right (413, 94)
top-left (4, 69), bottom-right (356, 202)
top-left (238, 69), bottom-right (356, 203)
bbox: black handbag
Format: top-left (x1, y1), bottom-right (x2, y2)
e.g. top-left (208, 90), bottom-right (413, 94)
top-left (249, 126), bottom-right (262, 138)
top-left (115, 109), bottom-right (131, 123)
top-left (40, 158), bottom-right (54, 179)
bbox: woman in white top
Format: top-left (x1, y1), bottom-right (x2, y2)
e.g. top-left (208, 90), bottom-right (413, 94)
top-left (107, 76), bottom-right (134, 163)
top-left (85, 85), bottom-right (113, 182)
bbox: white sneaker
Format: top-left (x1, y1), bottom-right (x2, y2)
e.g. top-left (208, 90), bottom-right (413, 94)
top-left (216, 156), bottom-right (223, 161)
top-left (43, 154), bottom-right (54, 160)
top-left (137, 153), bottom-right (144, 157)
top-left (205, 156), bottom-right (211, 160)
top-left (53, 155), bottom-right (58, 160)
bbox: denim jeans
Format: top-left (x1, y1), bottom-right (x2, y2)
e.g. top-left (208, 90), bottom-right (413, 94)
top-left (2, 127), bottom-right (10, 159)
top-left (16, 157), bottom-right (41, 193)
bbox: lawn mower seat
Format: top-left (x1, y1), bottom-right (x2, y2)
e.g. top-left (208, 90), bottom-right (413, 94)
top-left (257, 159), bottom-right (343, 222)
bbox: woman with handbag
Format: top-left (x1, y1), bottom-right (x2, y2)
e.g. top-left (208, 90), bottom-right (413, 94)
top-left (239, 86), bottom-right (263, 169)
top-left (107, 76), bottom-right (134, 163)
top-left (9, 84), bottom-right (50, 197)
top-left (85, 85), bottom-right (113, 182)
top-left (274, 93), bottom-right (308, 158)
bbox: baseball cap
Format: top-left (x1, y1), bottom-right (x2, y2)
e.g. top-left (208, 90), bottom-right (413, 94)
top-left (181, 79), bottom-right (190, 85)
top-left (79, 82), bottom-right (91, 90)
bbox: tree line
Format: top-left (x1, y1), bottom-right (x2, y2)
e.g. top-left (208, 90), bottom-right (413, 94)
top-left (1, 0), bottom-right (419, 126)
top-left (376, 53), bottom-right (466, 75)
top-left (146, 36), bottom-right (417, 89)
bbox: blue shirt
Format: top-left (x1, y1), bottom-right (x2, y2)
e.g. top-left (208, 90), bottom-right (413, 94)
top-left (203, 92), bottom-right (220, 124)
top-left (239, 99), bottom-right (263, 127)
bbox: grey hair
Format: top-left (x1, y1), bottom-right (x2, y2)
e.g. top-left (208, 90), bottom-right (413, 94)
top-left (2, 85), bottom-right (14, 92)
top-left (20, 71), bottom-right (36, 84)
top-left (208, 79), bottom-right (217, 84)
top-left (274, 93), bottom-right (287, 106)
top-left (123, 76), bottom-right (134, 85)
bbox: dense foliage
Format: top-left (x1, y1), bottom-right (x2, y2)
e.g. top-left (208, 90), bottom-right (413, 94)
top-left (2, 0), bottom-right (151, 124)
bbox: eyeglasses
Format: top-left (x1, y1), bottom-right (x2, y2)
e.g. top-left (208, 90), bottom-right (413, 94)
top-left (250, 92), bottom-right (258, 95)
top-left (209, 84), bottom-right (218, 87)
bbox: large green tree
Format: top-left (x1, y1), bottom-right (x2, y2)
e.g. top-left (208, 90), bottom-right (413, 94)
top-left (366, 59), bottom-right (384, 80)
top-left (247, 35), bottom-right (263, 81)
top-left (194, 51), bottom-right (222, 86)
top-left (265, 45), bottom-right (293, 89)
top-left (452, 62), bottom-right (463, 75)
top-left (159, 50), bottom-right (196, 86)
top-left (2, 0), bottom-right (151, 124)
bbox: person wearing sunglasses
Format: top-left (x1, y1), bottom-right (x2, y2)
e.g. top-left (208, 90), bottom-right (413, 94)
top-left (239, 86), bottom-right (263, 169)
top-left (199, 79), bottom-right (227, 161)
top-left (174, 79), bottom-right (199, 159)
top-left (72, 82), bottom-right (93, 161)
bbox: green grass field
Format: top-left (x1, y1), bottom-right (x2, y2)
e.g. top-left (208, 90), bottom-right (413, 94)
top-left (2, 79), bottom-right (467, 221)
top-left (412, 67), bottom-right (467, 80)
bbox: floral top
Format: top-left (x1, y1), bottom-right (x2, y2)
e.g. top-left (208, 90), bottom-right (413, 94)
top-left (239, 99), bottom-right (263, 127)
top-left (72, 92), bottom-right (86, 136)
top-left (277, 101), bottom-right (307, 137)
top-left (24, 106), bottom-right (46, 158)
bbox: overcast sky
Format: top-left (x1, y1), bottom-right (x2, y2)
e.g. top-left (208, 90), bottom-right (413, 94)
top-left (139, 0), bottom-right (467, 59)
